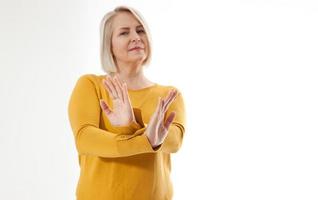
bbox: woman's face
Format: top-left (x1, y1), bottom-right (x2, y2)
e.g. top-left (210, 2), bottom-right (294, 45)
top-left (111, 12), bottom-right (148, 66)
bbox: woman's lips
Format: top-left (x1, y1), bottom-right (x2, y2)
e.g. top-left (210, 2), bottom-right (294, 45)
top-left (129, 47), bottom-right (144, 51)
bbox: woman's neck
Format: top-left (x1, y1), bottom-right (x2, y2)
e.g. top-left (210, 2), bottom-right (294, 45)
top-left (113, 63), bottom-right (154, 90)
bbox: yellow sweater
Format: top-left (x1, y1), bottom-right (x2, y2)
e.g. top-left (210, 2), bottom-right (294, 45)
top-left (67, 74), bottom-right (186, 200)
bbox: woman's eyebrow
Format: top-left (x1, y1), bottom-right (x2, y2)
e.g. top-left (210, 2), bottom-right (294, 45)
top-left (118, 25), bottom-right (143, 30)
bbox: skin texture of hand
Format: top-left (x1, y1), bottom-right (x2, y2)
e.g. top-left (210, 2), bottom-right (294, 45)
top-left (145, 89), bottom-right (178, 148)
top-left (99, 74), bottom-right (136, 127)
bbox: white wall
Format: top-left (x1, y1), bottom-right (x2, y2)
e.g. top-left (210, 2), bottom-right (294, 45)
top-left (0, 0), bottom-right (317, 199)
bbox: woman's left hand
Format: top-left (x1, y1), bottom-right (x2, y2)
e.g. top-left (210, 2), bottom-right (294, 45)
top-left (145, 89), bottom-right (178, 148)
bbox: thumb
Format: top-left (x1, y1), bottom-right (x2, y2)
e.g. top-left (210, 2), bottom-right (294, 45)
top-left (164, 111), bottom-right (176, 130)
top-left (100, 99), bottom-right (112, 116)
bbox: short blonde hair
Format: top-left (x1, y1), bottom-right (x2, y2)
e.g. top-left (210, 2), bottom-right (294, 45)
top-left (100, 6), bottom-right (153, 75)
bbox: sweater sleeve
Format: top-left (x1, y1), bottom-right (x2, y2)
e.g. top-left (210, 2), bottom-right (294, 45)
top-left (67, 74), bottom-right (156, 158)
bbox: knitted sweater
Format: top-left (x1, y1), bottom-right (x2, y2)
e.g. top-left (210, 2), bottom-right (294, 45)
top-left (67, 74), bottom-right (186, 200)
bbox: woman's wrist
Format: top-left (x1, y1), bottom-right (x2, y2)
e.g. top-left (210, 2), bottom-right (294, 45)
top-left (112, 119), bottom-right (142, 134)
top-left (145, 131), bottom-right (161, 148)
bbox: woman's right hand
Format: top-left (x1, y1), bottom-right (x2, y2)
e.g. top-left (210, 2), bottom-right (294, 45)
top-left (99, 74), bottom-right (136, 127)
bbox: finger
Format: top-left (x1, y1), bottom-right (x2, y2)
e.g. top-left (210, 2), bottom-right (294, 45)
top-left (122, 82), bottom-right (135, 111)
top-left (163, 89), bottom-right (177, 106)
top-left (113, 75), bottom-right (124, 100)
top-left (122, 82), bottom-right (128, 103)
top-left (106, 75), bottom-right (119, 99)
top-left (122, 82), bottom-right (130, 104)
top-left (99, 99), bottom-right (112, 116)
top-left (152, 97), bottom-right (162, 120)
top-left (164, 111), bottom-right (176, 130)
top-left (148, 97), bottom-right (164, 129)
top-left (158, 97), bottom-right (166, 123)
top-left (114, 73), bottom-right (124, 87)
top-left (163, 89), bottom-right (178, 112)
top-left (102, 78), bottom-right (116, 99)
top-left (158, 96), bottom-right (163, 113)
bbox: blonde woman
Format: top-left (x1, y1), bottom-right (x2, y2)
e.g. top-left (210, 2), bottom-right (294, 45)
top-left (68, 5), bottom-right (186, 200)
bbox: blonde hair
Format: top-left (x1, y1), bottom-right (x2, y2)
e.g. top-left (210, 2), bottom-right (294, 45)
top-left (99, 6), bottom-right (152, 75)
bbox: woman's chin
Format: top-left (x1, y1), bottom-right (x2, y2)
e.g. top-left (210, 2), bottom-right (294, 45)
top-left (127, 55), bottom-right (146, 62)
top-left (128, 51), bottom-right (145, 57)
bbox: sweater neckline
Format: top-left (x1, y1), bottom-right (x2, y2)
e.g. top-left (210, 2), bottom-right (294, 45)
top-left (127, 83), bottom-right (158, 92)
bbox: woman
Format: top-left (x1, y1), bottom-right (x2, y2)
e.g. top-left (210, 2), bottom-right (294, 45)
top-left (68, 5), bottom-right (186, 200)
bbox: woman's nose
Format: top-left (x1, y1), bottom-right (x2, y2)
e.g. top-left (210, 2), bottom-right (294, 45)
top-left (131, 37), bottom-right (141, 43)
top-left (130, 31), bottom-right (141, 43)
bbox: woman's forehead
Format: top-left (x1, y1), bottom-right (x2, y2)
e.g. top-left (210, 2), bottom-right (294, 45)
top-left (113, 12), bottom-right (141, 29)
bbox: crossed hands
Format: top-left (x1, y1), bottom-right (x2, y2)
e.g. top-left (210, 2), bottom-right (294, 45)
top-left (99, 74), bottom-right (178, 148)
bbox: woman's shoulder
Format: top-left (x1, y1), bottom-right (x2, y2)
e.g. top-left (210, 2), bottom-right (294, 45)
top-left (75, 73), bottom-right (104, 84)
top-left (75, 73), bottom-right (98, 80)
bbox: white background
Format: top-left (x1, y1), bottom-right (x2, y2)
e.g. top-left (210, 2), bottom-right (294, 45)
top-left (0, 0), bottom-right (317, 199)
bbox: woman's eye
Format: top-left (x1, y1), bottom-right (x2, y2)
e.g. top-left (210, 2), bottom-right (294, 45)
top-left (119, 30), bottom-right (144, 36)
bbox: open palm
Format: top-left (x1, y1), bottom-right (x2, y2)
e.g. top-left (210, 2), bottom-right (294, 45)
top-left (145, 89), bottom-right (178, 147)
top-left (99, 74), bottom-right (136, 127)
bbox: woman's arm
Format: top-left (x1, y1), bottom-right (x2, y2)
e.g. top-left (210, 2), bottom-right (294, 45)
top-left (67, 74), bottom-right (156, 158)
